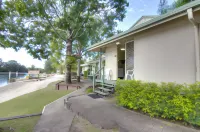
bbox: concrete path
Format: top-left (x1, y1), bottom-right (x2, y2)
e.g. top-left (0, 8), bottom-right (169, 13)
top-left (68, 94), bottom-right (199, 132)
top-left (34, 80), bottom-right (199, 132)
top-left (34, 80), bottom-right (91, 132)
top-left (0, 75), bottom-right (63, 103)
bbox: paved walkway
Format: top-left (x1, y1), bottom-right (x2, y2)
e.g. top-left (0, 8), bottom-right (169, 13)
top-left (0, 75), bottom-right (64, 103)
top-left (34, 81), bottom-right (91, 132)
top-left (34, 80), bottom-right (199, 132)
top-left (68, 94), bottom-right (199, 132)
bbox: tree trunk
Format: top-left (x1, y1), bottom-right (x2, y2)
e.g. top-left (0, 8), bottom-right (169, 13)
top-left (0, 0), bottom-right (2, 9)
top-left (77, 59), bottom-right (81, 82)
top-left (66, 65), bottom-right (71, 83)
top-left (65, 37), bottom-right (72, 84)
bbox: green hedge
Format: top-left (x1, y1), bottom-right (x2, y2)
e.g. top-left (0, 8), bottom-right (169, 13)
top-left (115, 80), bottom-right (200, 126)
top-left (84, 71), bottom-right (88, 78)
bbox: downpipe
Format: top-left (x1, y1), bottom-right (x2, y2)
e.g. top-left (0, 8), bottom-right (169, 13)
top-left (187, 8), bottom-right (200, 82)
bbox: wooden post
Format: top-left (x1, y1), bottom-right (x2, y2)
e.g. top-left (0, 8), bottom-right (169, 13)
top-left (99, 48), bottom-right (102, 79)
top-left (16, 71), bottom-right (18, 78)
top-left (93, 74), bottom-right (95, 92)
top-left (77, 59), bottom-right (80, 82)
top-left (9, 71), bottom-right (11, 82)
top-left (102, 67), bottom-right (105, 88)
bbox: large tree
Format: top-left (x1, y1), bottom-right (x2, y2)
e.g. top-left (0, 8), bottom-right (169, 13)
top-left (44, 59), bottom-right (56, 74)
top-left (0, 60), bottom-right (28, 72)
top-left (172, 0), bottom-right (194, 8)
top-left (158, 0), bottom-right (195, 15)
top-left (158, 0), bottom-right (168, 15)
top-left (4, 0), bottom-right (129, 83)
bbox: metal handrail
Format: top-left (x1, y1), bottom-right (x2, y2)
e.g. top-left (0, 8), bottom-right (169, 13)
top-left (93, 66), bottom-right (105, 91)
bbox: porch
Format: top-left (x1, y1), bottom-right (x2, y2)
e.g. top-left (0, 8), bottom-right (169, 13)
top-left (88, 40), bottom-right (134, 96)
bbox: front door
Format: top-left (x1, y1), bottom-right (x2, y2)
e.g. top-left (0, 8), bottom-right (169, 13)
top-left (125, 41), bottom-right (134, 78)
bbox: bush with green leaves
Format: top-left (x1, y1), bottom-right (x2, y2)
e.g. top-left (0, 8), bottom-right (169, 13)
top-left (86, 87), bottom-right (93, 94)
top-left (84, 71), bottom-right (88, 79)
top-left (115, 80), bottom-right (200, 126)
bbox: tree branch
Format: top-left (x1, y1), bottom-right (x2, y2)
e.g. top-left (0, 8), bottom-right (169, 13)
top-left (36, 0), bottom-right (67, 42)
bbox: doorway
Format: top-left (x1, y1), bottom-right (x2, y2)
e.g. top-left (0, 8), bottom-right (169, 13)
top-left (117, 44), bottom-right (125, 79)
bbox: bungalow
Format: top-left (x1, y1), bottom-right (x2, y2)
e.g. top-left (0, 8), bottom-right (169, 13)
top-left (87, 1), bottom-right (200, 85)
top-left (81, 58), bottom-right (105, 78)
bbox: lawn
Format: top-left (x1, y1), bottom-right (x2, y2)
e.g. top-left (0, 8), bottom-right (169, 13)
top-left (0, 80), bottom-right (74, 132)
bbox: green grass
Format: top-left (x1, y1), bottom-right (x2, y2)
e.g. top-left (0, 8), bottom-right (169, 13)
top-left (0, 117), bottom-right (40, 132)
top-left (85, 87), bottom-right (93, 94)
top-left (0, 80), bottom-right (74, 132)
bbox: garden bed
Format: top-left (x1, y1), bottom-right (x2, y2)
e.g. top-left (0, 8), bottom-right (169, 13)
top-left (115, 80), bottom-right (200, 128)
top-left (55, 81), bottom-right (81, 90)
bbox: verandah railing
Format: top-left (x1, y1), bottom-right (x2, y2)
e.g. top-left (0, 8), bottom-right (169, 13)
top-left (92, 66), bottom-right (105, 92)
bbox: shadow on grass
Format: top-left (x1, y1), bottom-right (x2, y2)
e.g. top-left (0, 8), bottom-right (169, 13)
top-left (0, 80), bottom-right (74, 132)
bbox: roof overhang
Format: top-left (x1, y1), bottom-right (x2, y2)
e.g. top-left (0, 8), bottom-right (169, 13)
top-left (87, 1), bottom-right (200, 52)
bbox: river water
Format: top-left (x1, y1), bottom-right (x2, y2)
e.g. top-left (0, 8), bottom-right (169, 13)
top-left (0, 72), bottom-right (28, 87)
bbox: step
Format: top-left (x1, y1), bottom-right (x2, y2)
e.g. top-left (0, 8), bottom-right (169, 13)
top-left (97, 87), bottom-right (112, 92)
top-left (94, 90), bottom-right (109, 96)
top-left (96, 80), bottom-right (116, 85)
top-left (102, 84), bottom-right (114, 87)
top-left (96, 79), bottom-right (103, 83)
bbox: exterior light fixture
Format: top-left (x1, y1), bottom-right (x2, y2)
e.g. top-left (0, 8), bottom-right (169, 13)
top-left (120, 48), bottom-right (125, 51)
top-left (116, 42), bottom-right (120, 45)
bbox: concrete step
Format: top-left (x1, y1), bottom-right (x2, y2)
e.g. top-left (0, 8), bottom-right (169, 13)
top-left (102, 84), bottom-right (114, 87)
top-left (97, 87), bottom-right (112, 92)
top-left (96, 80), bottom-right (116, 85)
top-left (96, 79), bottom-right (103, 83)
top-left (94, 90), bottom-right (109, 96)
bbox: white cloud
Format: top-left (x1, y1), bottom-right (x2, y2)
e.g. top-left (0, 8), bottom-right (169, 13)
top-left (127, 8), bottom-right (135, 13)
top-left (139, 9), bottom-right (145, 12)
top-left (0, 48), bottom-right (45, 68)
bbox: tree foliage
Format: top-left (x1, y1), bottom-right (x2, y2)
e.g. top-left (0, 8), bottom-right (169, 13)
top-left (173, 0), bottom-right (194, 8)
top-left (28, 64), bottom-right (45, 73)
top-left (0, 59), bottom-right (28, 72)
top-left (44, 59), bottom-right (56, 74)
top-left (158, 0), bottom-right (168, 15)
top-left (3, 0), bottom-right (129, 83)
top-left (158, 0), bottom-right (194, 15)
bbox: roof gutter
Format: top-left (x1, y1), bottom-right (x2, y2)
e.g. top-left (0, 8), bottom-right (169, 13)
top-left (187, 8), bottom-right (200, 82)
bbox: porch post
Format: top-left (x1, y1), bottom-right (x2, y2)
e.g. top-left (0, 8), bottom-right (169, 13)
top-left (125, 43), bottom-right (127, 80)
top-left (99, 48), bottom-right (102, 79)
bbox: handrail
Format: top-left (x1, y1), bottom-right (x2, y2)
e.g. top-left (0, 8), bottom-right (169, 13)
top-left (94, 66), bottom-right (104, 76)
top-left (93, 66), bottom-right (105, 92)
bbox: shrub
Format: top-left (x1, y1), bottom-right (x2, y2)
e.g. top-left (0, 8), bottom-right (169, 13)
top-left (115, 80), bottom-right (200, 126)
top-left (86, 87), bottom-right (93, 94)
top-left (84, 71), bottom-right (88, 79)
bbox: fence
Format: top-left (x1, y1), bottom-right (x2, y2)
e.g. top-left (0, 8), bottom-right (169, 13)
top-left (0, 72), bottom-right (28, 87)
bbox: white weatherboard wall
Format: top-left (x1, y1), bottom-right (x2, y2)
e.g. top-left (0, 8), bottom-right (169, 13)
top-left (134, 16), bottom-right (196, 84)
top-left (105, 45), bottom-right (117, 80)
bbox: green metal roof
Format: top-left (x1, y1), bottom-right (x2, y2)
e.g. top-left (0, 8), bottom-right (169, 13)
top-left (129, 15), bottom-right (158, 29)
top-left (88, 0), bottom-right (200, 51)
top-left (80, 60), bottom-right (99, 67)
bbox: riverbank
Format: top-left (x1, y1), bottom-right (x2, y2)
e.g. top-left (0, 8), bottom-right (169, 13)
top-left (0, 75), bottom-right (64, 103)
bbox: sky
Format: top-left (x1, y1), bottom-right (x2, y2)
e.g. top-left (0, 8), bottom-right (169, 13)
top-left (0, 0), bottom-right (175, 68)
